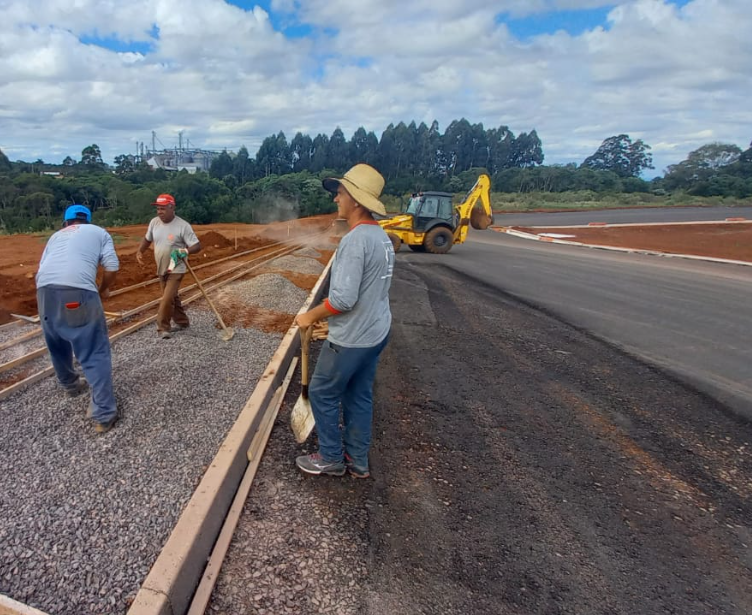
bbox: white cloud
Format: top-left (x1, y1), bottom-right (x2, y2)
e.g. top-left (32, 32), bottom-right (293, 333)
top-left (0, 0), bottom-right (749, 177)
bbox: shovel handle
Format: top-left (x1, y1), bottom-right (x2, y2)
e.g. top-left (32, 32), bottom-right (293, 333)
top-left (185, 260), bottom-right (230, 332)
top-left (299, 326), bottom-right (313, 389)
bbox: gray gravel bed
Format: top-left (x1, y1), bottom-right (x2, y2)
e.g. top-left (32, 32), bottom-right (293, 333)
top-left (0, 353), bottom-right (49, 391)
top-left (218, 274), bottom-right (309, 314)
top-left (264, 255), bottom-right (325, 276)
top-left (207, 393), bottom-right (370, 615)
top-left (0, 322), bottom-right (39, 347)
top-left (293, 247), bottom-right (322, 259)
top-left (0, 278), bottom-right (306, 614)
top-left (0, 336), bottom-right (47, 367)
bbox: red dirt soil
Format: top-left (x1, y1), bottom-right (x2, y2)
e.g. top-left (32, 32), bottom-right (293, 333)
top-left (0, 214), bottom-right (337, 325)
top-left (2, 217), bottom-right (748, 326)
top-left (512, 222), bottom-right (752, 263)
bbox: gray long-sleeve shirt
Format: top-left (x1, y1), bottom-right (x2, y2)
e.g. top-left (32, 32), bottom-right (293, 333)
top-left (327, 222), bottom-right (394, 348)
top-left (36, 223), bottom-right (119, 293)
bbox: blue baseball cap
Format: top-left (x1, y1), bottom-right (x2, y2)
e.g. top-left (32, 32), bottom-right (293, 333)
top-left (63, 204), bottom-right (91, 223)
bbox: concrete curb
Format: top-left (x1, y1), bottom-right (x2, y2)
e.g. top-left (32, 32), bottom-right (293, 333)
top-left (0, 594), bottom-right (50, 615)
top-left (126, 255), bottom-right (334, 615)
top-left (502, 218), bottom-right (750, 230)
top-left (492, 226), bottom-right (752, 268)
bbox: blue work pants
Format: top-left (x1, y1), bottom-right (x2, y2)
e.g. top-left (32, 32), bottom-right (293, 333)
top-left (37, 285), bottom-right (117, 423)
top-left (309, 335), bottom-right (389, 470)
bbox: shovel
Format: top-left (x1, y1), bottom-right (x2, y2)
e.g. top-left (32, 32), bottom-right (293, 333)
top-left (184, 260), bottom-right (235, 342)
top-left (290, 325), bottom-right (315, 443)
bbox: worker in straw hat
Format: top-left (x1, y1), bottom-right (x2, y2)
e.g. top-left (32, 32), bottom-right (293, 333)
top-left (35, 205), bottom-right (120, 433)
top-left (294, 163), bottom-right (395, 478)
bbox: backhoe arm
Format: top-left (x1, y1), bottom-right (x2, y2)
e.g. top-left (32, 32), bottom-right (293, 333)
top-left (454, 174), bottom-right (493, 244)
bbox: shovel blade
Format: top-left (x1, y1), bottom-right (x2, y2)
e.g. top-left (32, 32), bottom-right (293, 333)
top-left (218, 327), bottom-right (235, 342)
top-left (291, 395), bottom-right (315, 443)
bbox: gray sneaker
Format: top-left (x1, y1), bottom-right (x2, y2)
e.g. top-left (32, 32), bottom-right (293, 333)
top-left (344, 453), bottom-right (371, 479)
top-left (65, 376), bottom-right (88, 397)
top-left (295, 453), bottom-right (346, 476)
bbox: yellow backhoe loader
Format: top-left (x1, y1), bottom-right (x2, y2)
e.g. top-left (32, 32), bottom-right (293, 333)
top-left (379, 174), bottom-right (494, 254)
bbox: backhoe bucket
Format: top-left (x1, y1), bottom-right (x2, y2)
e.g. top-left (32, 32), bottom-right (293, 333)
top-left (470, 207), bottom-right (494, 230)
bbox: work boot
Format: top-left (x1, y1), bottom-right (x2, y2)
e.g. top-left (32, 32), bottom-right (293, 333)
top-left (159, 331), bottom-right (172, 339)
top-left (95, 409), bottom-right (120, 434)
top-left (64, 376), bottom-right (88, 398)
top-left (344, 453), bottom-right (371, 479)
top-left (295, 453), bottom-right (346, 476)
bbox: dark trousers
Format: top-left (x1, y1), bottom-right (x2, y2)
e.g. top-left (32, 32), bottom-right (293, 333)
top-left (157, 273), bottom-right (189, 332)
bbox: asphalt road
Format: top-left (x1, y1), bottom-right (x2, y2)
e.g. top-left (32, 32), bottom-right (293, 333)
top-left (362, 249), bottom-right (752, 614)
top-left (414, 231), bottom-right (752, 420)
top-left (209, 221), bottom-right (752, 615)
top-left (494, 205), bottom-right (752, 227)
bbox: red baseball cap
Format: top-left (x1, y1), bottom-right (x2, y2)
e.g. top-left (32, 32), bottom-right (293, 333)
top-left (152, 193), bottom-right (176, 207)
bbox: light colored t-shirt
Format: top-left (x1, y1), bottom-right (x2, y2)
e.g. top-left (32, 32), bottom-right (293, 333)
top-left (327, 222), bottom-right (394, 348)
top-left (36, 224), bottom-right (120, 293)
top-left (145, 215), bottom-right (200, 276)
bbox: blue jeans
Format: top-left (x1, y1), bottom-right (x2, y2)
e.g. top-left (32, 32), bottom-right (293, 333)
top-left (309, 335), bottom-right (389, 470)
top-left (37, 285), bottom-right (117, 423)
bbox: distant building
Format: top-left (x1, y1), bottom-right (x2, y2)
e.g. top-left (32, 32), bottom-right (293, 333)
top-left (146, 149), bottom-right (217, 174)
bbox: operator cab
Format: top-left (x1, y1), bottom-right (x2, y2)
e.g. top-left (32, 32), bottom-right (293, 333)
top-left (403, 192), bottom-right (456, 233)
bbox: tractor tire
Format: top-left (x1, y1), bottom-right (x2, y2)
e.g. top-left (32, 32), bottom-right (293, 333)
top-left (424, 227), bottom-right (454, 254)
top-left (388, 233), bottom-right (402, 253)
top-left (408, 244), bottom-right (425, 252)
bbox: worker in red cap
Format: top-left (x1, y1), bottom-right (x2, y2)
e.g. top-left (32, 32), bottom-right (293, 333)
top-left (136, 193), bottom-right (201, 339)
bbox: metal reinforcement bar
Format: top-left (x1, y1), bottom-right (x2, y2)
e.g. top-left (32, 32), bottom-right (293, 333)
top-left (0, 244), bottom-right (308, 401)
top-left (0, 225), bottom-right (330, 352)
top-left (126, 256), bottom-right (334, 615)
top-left (0, 240), bottom-right (306, 357)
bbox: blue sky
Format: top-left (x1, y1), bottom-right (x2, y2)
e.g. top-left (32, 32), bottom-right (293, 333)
top-left (1, 0), bottom-right (749, 178)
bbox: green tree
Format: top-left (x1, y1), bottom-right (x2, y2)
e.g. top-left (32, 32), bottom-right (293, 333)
top-left (210, 150), bottom-right (234, 179)
top-left (256, 132), bottom-right (290, 176)
top-left (581, 134), bottom-right (653, 178)
top-left (233, 146), bottom-right (252, 184)
top-left (349, 127), bottom-right (379, 167)
top-left (81, 144), bottom-right (104, 169)
top-left (290, 133), bottom-right (313, 173)
top-left (310, 134), bottom-right (329, 172)
top-left (664, 142), bottom-right (743, 190)
top-left (327, 127), bottom-right (349, 172)
top-left (114, 154), bottom-right (135, 175)
top-left (512, 130), bottom-right (544, 168)
top-left (0, 148), bottom-right (11, 173)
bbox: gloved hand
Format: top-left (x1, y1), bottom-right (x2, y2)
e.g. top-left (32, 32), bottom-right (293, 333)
top-left (167, 249), bottom-right (188, 272)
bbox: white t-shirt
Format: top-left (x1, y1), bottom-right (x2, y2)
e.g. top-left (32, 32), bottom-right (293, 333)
top-left (145, 215), bottom-right (199, 276)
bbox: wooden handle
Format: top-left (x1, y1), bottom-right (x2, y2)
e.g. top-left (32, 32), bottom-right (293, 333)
top-left (299, 327), bottom-right (313, 389)
top-left (185, 260), bottom-right (230, 331)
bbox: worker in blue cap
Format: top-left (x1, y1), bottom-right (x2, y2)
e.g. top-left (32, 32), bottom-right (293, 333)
top-left (35, 205), bottom-right (121, 433)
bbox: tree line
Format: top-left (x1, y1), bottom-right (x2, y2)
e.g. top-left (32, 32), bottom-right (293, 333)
top-left (0, 119), bottom-right (750, 234)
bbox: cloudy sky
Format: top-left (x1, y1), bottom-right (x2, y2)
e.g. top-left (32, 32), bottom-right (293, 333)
top-left (1, 0), bottom-right (750, 177)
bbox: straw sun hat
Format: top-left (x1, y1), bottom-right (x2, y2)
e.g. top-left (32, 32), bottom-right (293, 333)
top-left (322, 164), bottom-right (386, 216)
